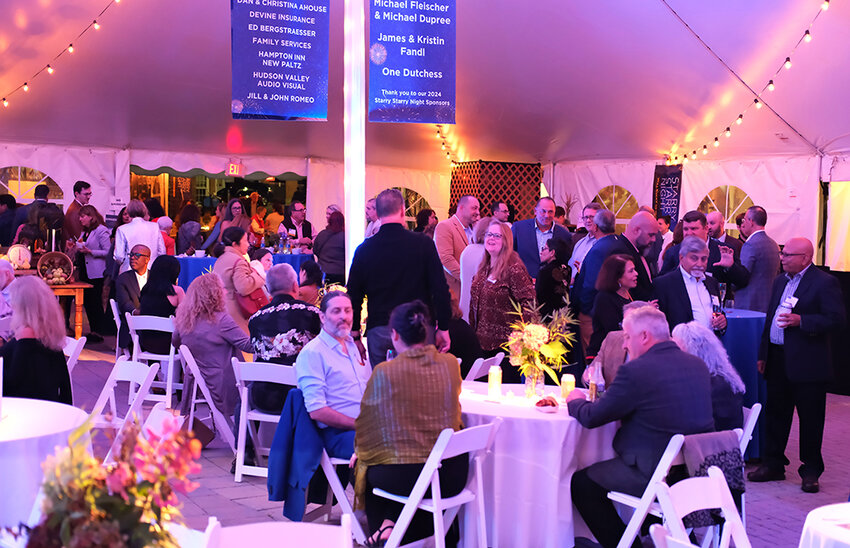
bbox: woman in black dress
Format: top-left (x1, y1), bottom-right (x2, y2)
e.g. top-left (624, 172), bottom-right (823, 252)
top-left (587, 254), bottom-right (637, 357)
top-left (535, 236), bottom-right (573, 320)
top-left (1, 276), bottom-right (71, 404)
top-left (138, 255), bottom-right (184, 355)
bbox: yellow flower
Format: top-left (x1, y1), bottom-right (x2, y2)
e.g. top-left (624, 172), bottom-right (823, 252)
top-left (522, 324), bottom-right (549, 351)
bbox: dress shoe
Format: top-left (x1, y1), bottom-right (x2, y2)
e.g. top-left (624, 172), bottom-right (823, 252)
top-left (801, 477), bottom-right (820, 493)
top-left (747, 466), bottom-right (785, 482)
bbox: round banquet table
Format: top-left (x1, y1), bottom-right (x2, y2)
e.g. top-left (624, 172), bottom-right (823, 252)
top-left (798, 503), bottom-right (850, 548)
top-left (176, 253), bottom-right (312, 290)
top-left (459, 381), bottom-right (618, 548)
top-left (0, 398), bottom-right (89, 528)
top-left (720, 308), bottom-right (767, 459)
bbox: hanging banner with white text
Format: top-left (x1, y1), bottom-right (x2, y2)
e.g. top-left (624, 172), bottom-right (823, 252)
top-left (368, 0), bottom-right (456, 124)
top-left (231, 0), bottom-right (330, 120)
top-left (652, 164), bottom-right (683, 229)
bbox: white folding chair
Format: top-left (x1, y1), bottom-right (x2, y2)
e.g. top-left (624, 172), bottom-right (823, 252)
top-left (89, 358), bottom-right (160, 463)
top-left (464, 351), bottom-right (505, 381)
top-left (302, 450), bottom-right (368, 546)
top-left (610, 434), bottom-right (685, 548)
top-left (218, 514), bottom-right (351, 547)
top-left (64, 336), bottom-right (86, 375)
top-left (125, 313), bottom-right (182, 408)
top-left (168, 516), bottom-right (222, 548)
top-left (655, 466), bottom-right (752, 548)
top-left (109, 298), bottom-right (129, 361)
top-left (179, 344), bottom-right (236, 452)
top-left (373, 418), bottom-right (502, 548)
top-left (737, 404), bottom-right (761, 530)
top-left (649, 523), bottom-right (699, 548)
top-left (142, 402), bottom-right (186, 438)
top-left (231, 358), bottom-right (297, 481)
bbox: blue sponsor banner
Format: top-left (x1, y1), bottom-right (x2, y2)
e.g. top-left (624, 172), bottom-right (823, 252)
top-left (368, 0), bottom-right (456, 124)
top-left (231, 0), bottom-right (330, 120)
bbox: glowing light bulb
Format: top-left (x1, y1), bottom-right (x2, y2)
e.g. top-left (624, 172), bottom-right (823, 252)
top-left (2, 99), bottom-right (7, 108)
top-left (804, 30), bottom-right (812, 43)
top-left (691, 151), bottom-right (697, 160)
top-left (767, 80), bottom-right (775, 91)
top-left (68, 44), bottom-right (74, 53)
top-left (725, 127), bottom-right (732, 138)
top-left (736, 114), bottom-right (743, 125)
top-left (702, 145), bottom-right (708, 155)
top-left (665, 158), bottom-right (672, 166)
top-left (47, 65), bottom-right (54, 74)
top-left (683, 157), bottom-right (689, 164)
top-left (754, 98), bottom-right (762, 109)
top-left (93, 20), bottom-right (101, 30)
top-left (821, 0), bottom-right (829, 10)
top-left (441, 141), bottom-right (446, 151)
top-left (784, 57), bottom-right (792, 70)
top-left (435, 128), bottom-right (441, 137)
top-left (714, 138), bottom-right (720, 147)
top-left (22, 83), bottom-right (29, 92)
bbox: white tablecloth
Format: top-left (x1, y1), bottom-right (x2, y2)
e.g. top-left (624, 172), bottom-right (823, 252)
top-left (799, 503), bottom-right (850, 548)
top-left (0, 398), bottom-right (89, 528)
top-left (459, 381), bottom-right (618, 548)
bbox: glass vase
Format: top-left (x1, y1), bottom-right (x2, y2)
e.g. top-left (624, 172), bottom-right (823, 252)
top-left (524, 368), bottom-right (544, 398)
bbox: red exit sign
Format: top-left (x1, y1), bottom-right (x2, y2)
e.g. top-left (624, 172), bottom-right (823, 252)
top-left (227, 162), bottom-right (244, 177)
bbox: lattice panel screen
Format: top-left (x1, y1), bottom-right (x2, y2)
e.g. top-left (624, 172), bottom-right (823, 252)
top-left (450, 160), bottom-right (541, 219)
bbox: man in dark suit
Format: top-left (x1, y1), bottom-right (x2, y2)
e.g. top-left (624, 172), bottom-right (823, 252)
top-left (567, 306), bottom-right (715, 548)
top-left (12, 183), bottom-right (50, 238)
top-left (747, 238), bottom-right (846, 493)
top-left (707, 211), bottom-right (743, 260)
top-left (279, 201), bottom-right (313, 251)
top-left (0, 194), bottom-right (17, 246)
top-left (660, 210), bottom-right (750, 290)
top-left (511, 196), bottom-right (572, 279)
top-left (115, 244), bottom-right (150, 350)
top-left (613, 210), bottom-right (658, 302)
top-left (653, 236), bottom-right (727, 334)
top-left (571, 209), bottom-right (618, 350)
top-left (735, 205), bottom-right (781, 312)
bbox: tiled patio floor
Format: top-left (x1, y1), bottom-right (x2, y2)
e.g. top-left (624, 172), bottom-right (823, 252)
top-left (69, 337), bottom-right (850, 547)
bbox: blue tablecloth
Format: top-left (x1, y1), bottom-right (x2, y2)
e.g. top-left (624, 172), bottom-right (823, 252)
top-left (721, 308), bottom-right (767, 459)
top-left (176, 253), bottom-right (312, 290)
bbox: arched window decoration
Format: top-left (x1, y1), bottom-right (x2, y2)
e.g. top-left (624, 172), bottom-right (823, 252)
top-left (592, 185), bottom-right (639, 233)
top-left (698, 185), bottom-right (754, 237)
top-left (390, 187), bottom-right (432, 229)
top-left (0, 166), bottom-right (64, 203)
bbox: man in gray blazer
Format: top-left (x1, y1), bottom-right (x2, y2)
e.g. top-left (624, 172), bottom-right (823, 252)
top-left (735, 206), bottom-right (780, 312)
top-left (566, 306), bottom-right (715, 547)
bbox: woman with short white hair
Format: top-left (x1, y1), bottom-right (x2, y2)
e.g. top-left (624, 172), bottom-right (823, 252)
top-left (0, 276), bottom-right (71, 403)
top-left (672, 321), bottom-right (745, 430)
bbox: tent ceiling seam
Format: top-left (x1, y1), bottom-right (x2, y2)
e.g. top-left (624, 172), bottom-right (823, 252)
top-left (659, 0), bottom-right (823, 157)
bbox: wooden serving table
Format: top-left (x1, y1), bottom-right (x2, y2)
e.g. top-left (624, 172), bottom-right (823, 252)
top-left (50, 282), bottom-right (93, 339)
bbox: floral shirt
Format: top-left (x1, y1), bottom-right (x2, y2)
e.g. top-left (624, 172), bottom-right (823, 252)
top-left (248, 294), bottom-right (321, 364)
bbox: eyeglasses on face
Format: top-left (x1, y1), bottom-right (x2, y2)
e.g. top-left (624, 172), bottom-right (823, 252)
top-left (129, 252), bottom-right (150, 259)
top-left (582, 216), bottom-right (595, 222)
top-left (484, 232), bottom-right (503, 239)
top-left (779, 251), bottom-right (805, 258)
top-left (292, 207), bottom-right (305, 212)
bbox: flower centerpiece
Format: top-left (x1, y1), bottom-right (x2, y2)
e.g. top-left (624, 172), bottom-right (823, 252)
top-left (16, 415), bottom-right (202, 548)
top-left (503, 302), bottom-right (576, 398)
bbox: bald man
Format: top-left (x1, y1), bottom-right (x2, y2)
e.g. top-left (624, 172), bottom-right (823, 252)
top-left (748, 238), bottom-right (846, 493)
top-left (706, 211), bottom-right (742, 259)
top-left (434, 195), bottom-right (480, 297)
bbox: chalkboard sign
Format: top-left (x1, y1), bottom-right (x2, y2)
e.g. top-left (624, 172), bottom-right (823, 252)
top-left (653, 165), bottom-right (683, 229)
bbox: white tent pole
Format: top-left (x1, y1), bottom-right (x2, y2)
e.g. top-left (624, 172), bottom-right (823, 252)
top-left (343, 0), bottom-right (366, 277)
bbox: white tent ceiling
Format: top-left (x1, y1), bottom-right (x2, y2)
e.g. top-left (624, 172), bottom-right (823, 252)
top-left (1, 0), bottom-right (849, 173)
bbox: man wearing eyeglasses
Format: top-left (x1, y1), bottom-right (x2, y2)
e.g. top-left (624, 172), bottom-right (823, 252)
top-left (278, 201), bottom-right (313, 251)
top-left (568, 203), bottom-right (604, 284)
top-left (734, 206), bottom-right (780, 312)
top-left (490, 201), bottom-right (510, 224)
top-left (114, 244), bottom-right (151, 351)
top-left (748, 237), bottom-right (846, 493)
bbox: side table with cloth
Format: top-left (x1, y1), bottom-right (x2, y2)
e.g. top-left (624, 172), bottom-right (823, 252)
top-left (799, 503), bottom-right (850, 548)
top-left (177, 254), bottom-right (311, 290)
top-left (0, 398), bottom-right (88, 527)
top-left (459, 381), bottom-right (618, 548)
top-left (721, 308), bottom-right (767, 459)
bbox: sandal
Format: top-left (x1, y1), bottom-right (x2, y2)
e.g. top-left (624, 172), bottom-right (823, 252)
top-left (364, 524), bottom-right (394, 548)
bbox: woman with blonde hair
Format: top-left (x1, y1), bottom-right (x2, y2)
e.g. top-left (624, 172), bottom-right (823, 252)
top-left (672, 321), bottom-right (745, 430)
top-left (469, 219), bottom-right (535, 383)
top-left (173, 273), bottom-right (252, 418)
top-left (1, 276), bottom-right (71, 403)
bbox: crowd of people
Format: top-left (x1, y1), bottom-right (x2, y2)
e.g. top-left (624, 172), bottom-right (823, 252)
top-left (1, 182), bottom-right (846, 547)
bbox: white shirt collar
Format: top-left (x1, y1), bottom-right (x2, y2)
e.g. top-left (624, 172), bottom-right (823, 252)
top-left (679, 265), bottom-right (706, 283)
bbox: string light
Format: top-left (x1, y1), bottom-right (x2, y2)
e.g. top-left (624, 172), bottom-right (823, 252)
top-left (691, 151), bottom-right (697, 160)
top-left (1, 0), bottom-right (122, 111)
top-left (664, 2), bottom-right (828, 162)
top-left (441, 141), bottom-right (446, 150)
